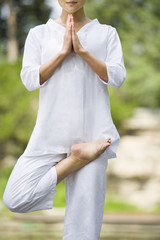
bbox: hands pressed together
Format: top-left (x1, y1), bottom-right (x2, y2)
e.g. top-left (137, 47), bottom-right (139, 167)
top-left (39, 14), bottom-right (108, 85)
top-left (61, 14), bottom-right (84, 56)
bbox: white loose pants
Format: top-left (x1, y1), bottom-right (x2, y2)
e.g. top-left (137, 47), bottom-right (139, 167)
top-left (3, 151), bottom-right (108, 240)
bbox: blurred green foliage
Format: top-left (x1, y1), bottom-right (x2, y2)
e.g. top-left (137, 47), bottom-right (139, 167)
top-left (0, 59), bottom-right (39, 158)
top-left (0, 0), bottom-right (160, 158)
top-left (0, 166), bottom-right (13, 201)
top-left (104, 194), bottom-right (141, 213)
top-left (85, 0), bottom-right (160, 108)
top-left (53, 179), bottom-right (143, 213)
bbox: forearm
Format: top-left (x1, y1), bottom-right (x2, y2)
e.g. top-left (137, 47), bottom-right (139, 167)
top-left (39, 51), bottom-right (67, 85)
top-left (78, 49), bottom-right (109, 83)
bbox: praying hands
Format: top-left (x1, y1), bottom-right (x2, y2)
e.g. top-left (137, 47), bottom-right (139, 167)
top-left (61, 14), bottom-right (84, 55)
top-left (61, 14), bottom-right (109, 83)
top-left (39, 14), bottom-right (109, 86)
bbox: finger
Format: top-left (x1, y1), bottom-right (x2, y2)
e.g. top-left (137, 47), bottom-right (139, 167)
top-left (72, 18), bottom-right (74, 29)
top-left (66, 15), bottom-right (72, 32)
top-left (71, 17), bottom-right (75, 34)
top-left (69, 14), bottom-right (73, 26)
top-left (68, 14), bottom-right (72, 24)
top-left (67, 14), bottom-right (71, 26)
top-left (70, 14), bottom-right (73, 23)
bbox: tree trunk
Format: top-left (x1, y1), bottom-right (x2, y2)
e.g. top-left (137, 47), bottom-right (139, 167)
top-left (6, 0), bottom-right (19, 63)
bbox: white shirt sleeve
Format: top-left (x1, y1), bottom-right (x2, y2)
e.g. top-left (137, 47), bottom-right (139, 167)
top-left (99, 27), bottom-right (127, 88)
top-left (20, 28), bottom-right (47, 91)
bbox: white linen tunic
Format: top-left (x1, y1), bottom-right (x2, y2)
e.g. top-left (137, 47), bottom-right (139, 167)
top-left (20, 18), bottom-right (127, 159)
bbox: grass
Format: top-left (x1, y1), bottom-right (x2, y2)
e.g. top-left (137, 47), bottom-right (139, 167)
top-left (53, 179), bottom-right (145, 213)
top-left (53, 179), bottom-right (66, 207)
top-left (104, 195), bottom-right (143, 213)
top-left (0, 166), bottom-right (13, 200)
top-left (154, 202), bottom-right (160, 213)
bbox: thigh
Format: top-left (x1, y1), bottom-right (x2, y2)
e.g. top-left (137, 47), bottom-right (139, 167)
top-left (3, 152), bottom-right (67, 213)
top-left (5, 152), bottom-right (67, 196)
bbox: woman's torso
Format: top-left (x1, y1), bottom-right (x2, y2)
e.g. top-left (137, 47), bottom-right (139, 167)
top-left (23, 18), bottom-right (120, 159)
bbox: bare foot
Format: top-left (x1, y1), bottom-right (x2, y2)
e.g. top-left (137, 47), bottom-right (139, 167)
top-left (54, 138), bottom-right (111, 184)
top-left (70, 138), bottom-right (111, 164)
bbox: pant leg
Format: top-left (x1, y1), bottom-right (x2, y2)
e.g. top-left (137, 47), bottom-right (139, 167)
top-left (3, 152), bottom-right (67, 213)
top-left (63, 151), bottom-right (108, 240)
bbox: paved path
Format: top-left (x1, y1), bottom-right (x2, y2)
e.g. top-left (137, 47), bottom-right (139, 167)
top-left (1, 208), bottom-right (160, 240)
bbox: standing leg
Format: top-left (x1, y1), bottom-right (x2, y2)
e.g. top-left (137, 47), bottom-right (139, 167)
top-left (63, 151), bottom-right (108, 240)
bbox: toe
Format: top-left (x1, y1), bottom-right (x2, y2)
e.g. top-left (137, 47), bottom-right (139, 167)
top-left (97, 142), bottom-right (109, 155)
top-left (106, 138), bottom-right (111, 141)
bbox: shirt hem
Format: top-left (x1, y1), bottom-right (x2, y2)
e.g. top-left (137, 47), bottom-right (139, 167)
top-left (23, 146), bottom-right (71, 156)
top-left (23, 147), bottom-right (117, 159)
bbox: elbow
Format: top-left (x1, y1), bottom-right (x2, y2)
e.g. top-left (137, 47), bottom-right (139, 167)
top-left (20, 66), bottom-right (41, 92)
top-left (107, 65), bottom-right (127, 88)
top-left (115, 71), bottom-right (126, 88)
top-left (24, 83), bottom-right (36, 92)
top-left (20, 72), bottom-right (36, 92)
top-left (21, 80), bottom-right (35, 92)
top-left (25, 86), bottom-right (35, 92)
top-left (116, 67), bottom-right (127, 88)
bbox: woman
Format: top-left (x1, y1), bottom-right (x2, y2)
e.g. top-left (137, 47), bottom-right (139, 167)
top-left (3, 0), bottom-right (126, 239)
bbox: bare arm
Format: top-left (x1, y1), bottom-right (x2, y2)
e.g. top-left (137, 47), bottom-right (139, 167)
top-left (40, 15), bottom-right (73, 85)
top-left (39, 51), bottom-right (67, 85)
top-left (78, 49), bottom-right (108, 83)
top-left (70, 15), bottom-right (108, 83)
top-left (70, 15), bottom-right (126, 87)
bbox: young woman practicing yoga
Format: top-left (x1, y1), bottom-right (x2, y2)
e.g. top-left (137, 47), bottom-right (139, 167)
top-left (3, 0), bottom-right (126, 239)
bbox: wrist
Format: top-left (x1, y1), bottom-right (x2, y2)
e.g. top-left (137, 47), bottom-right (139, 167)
top-left (59, 50), bottom-right (69, 59)
top-left (77, 47), bottom-right (87, 56)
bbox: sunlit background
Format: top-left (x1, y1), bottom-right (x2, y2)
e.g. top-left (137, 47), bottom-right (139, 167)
top-left (0, 0), bottom-right (160, 239)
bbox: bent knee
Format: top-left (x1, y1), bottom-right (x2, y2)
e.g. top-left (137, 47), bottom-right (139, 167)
top-left (3, 189), bottom-right (27, 213)
top-left (3, 192), bottom-right (19, 213)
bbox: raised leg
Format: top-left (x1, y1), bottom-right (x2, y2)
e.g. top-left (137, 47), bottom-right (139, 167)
top-left (3, 153), bottom-right (66, 213)
top-left (3, 138), bottom-right (110, 214)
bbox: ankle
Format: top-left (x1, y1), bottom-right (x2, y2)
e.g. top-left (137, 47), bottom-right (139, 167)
top-left (69, 154), bottom-right (88, 169)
